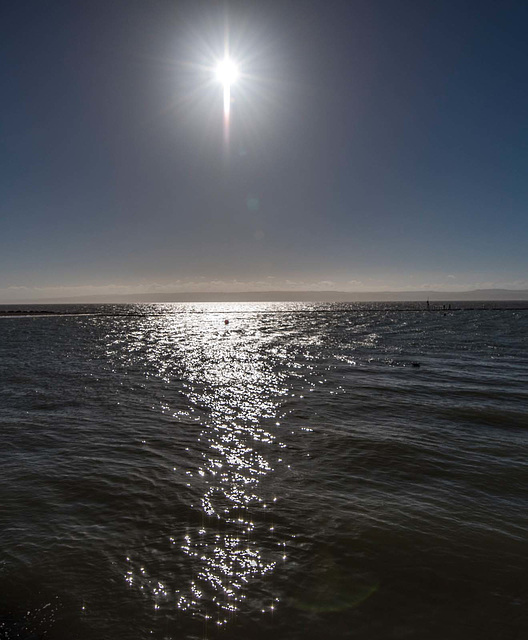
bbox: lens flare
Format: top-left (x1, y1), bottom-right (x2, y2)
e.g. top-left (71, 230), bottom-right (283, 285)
top-left (215, 57), bottom-right (239, 147)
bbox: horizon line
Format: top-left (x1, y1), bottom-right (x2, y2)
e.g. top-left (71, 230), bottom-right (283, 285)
top-left (2, 287), bottom-right (528, 305)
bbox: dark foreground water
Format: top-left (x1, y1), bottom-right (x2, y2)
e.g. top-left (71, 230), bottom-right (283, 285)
top-left (1, 302), bottom-right (527, 639)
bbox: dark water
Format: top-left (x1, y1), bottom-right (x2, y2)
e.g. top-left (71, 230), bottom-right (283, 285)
top-left (1, 302), bottom-right (527, 639)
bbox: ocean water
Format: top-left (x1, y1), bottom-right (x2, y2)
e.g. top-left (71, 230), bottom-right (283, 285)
top-left (0, 302), bottom-right (527, 639)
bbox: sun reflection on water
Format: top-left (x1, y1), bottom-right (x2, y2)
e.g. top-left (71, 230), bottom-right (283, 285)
top-left (117, 307), bottom-right (290, 624)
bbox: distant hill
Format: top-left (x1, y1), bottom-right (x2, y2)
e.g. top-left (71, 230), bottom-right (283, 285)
top-left (35, 288), bottom-right (528, 303)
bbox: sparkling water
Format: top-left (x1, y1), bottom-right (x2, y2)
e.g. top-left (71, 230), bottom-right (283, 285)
top-left (1, 302), bottom-right (527, 639)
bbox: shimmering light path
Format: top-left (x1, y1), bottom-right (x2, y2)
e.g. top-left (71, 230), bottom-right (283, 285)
top-left (117, 308), bottom-right (291, 627)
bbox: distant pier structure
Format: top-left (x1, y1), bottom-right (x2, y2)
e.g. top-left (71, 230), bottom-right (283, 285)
top-left (425, 300), bottom-right (453, 311)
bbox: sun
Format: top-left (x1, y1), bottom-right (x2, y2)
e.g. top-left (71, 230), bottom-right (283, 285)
top-left (215, 58), bottom-right (239, 89)
top-left (213, 56), bottom-right (240, 143)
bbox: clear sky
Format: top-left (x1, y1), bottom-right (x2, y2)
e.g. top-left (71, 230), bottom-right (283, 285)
top-left (2, 0), bottom-right (528, 301)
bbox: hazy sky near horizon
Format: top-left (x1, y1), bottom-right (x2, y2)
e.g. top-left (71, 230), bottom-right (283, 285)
top-left (2, 0), bottom-right (528, 301)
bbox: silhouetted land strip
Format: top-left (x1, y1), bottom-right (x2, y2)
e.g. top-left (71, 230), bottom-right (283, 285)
top-left (1, 305), bottom-right (528, 318)
top-left (32, 287), bottom-right (528, 303)
top-left (0, 310), bottom-right (93, 316)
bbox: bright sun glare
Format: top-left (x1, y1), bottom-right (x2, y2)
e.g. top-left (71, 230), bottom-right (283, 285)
top-left (215, 58), bottom-right (239, 88)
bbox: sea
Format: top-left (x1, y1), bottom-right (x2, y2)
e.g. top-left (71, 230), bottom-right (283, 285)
top-left (0, 302), bottom-right (527, 640)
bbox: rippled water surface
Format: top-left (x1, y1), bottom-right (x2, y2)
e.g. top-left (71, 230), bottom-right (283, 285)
top-left (1, 303), bottom-right (527, 639)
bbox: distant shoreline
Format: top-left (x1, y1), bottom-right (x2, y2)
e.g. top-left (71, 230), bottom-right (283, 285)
top-left (1, 288), bottom-right (528, 305)
top-left (1, 300), bottom-right (528, 317)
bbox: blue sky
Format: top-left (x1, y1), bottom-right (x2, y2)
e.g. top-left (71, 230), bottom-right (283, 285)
top-left (1, 0), bottom-right (527, 301)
